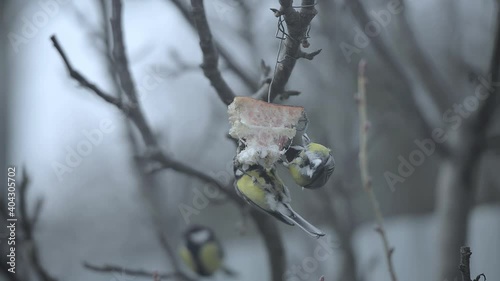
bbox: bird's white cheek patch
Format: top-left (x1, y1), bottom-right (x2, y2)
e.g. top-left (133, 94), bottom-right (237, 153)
top-left (311, 158), bottom-right (322, 167)
top-left (303, 166), bottom-right (315, 177)
top-left (191, 230), bottom-right (210, 244)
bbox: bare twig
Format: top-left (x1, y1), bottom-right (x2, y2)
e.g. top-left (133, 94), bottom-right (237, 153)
top-left (475, 274), bottom-right (487, 281)
top-left (18, 169), bottom-right (32, 240)
top-left (50, 36), bottom-right (125, 110)
top-left (190, 0), bottom-right (236, 105)
top-left (279, 90), bottom-right (301, 100)
top-left (298, 49), bottom-right (322, 60)
top-left (459, 247), bottom-right (487, 281)
top-left (259, 59), bottom-right (272, 85)
top-left (110, 0), bottom-right (162, 148)
top-left (356, 60), bottom-right (397, 281)
top-left (18, 169), bottom-right (57, 281)
top-left (98, 0), bottom-right (122, 97)
top-left (30, 198), bottom-right (44, 230)
top-left (110, 0), bottom-right (137, 104)
top-left (459, 247), bottom-right (472, 281)
top-left (84, 262), bottom-right (178, 279)
top-left (167, 0), bottom-right (258, 91)
top-left (153, 157), bottom-right (241, 202)
top-left (268, 0), bottom-right (319, 101)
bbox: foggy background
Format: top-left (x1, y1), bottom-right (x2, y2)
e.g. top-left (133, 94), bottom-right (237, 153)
top-left (1, 0), bottom-right (499, 281)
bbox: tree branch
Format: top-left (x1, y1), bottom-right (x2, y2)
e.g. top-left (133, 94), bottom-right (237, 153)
top-left (190, 0), bottom-right (236, 105)
top-left (268, 0), bottom-right (319, 101)
top-left (459, 247), bottom-right (487, 281)
top-left (18, 169), bottom-right (32, 240)
top-left (30, 198), bottom-right (44, 230)
top-left (18, 169), bottom-right (57, 281)
top-left (299, 49), bottom-right (322, 60)
top-left (167, 0), bottom-right (258, 92)
top-left (110, 0), bottom-right (137, 104)
top-left (149, 155), bottom-right (241, 203)
top-left (98, 0), bottom-right (122, 98)
top-left (356, 60), bottom-right (398, 281)
top-left (83, 262), bottom-right (178, 279)
top-left (459, 246), bottom-right (472, 281)
top-left (50, 36), bottom-right (125, 110)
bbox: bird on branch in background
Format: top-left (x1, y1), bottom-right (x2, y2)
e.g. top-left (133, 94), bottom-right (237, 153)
top-left (179, 225), bottom-right (236, 277)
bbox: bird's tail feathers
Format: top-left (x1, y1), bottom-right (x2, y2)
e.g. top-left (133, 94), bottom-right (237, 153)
top-left (282, 206), bottom-right (325, 238)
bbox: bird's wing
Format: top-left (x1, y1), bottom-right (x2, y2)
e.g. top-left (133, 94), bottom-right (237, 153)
top-left (234, 179), bottom-right (295, 226)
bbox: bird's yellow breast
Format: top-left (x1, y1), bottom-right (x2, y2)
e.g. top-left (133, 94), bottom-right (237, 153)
top-left (289, 164), bottom-right (310, 186)
top-left (288, 143), bottom-right (330, 186)
top-left (200, 242), bottom-right (223, 275)
top-left (236, 173), bottom-right (270, 210)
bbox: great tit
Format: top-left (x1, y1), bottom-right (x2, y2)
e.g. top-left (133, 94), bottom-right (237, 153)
top-left (234, 163), bottom-right (325, 238)
top-left (179, 225), bottom-right (232, 277)
top-left (285, 134), bottom-right (335, 189)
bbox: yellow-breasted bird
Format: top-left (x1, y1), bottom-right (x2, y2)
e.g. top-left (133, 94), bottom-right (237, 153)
top-left (179, 225), bottom-right (235, 277)
top-left (234, 163), bottom-right (325, 238)
top-left (285, 134), bottom-right (335, 189)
